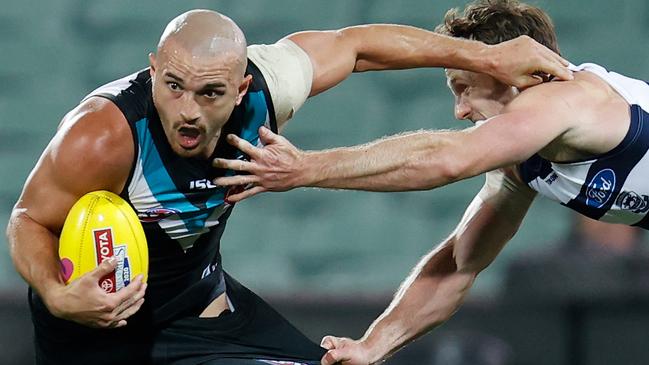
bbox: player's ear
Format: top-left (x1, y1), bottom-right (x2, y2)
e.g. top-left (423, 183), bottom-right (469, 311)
top-left (235, 74), bottom-right (252, 106)
top-left (149, 53), bottom-right (157, 76)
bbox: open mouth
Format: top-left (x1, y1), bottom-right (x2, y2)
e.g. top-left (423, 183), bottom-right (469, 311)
top-left (178, 126), bottom-right (202, 149)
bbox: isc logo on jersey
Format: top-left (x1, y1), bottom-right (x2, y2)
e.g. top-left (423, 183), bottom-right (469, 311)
top-left (59, 191), bottom-right (148, 292)
top-left (189, 178), bottom-right (217, 190)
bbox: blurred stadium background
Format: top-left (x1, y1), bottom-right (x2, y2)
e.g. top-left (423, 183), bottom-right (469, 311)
top-left (2, 1), bottom-right (649, 364)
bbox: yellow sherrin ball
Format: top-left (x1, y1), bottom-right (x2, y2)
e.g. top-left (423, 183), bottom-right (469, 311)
top-left (59, 190), bottom-right (148, 292)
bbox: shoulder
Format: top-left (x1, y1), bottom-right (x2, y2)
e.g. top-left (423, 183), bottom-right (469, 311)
top-left (507, 73), bottom-right (610, 117)
top-left (17, 97), bottom-right (134, 231)
top-left (247, 40), bottom-right (314, 128)
top-left (51, 97), bottom-right (134, 192)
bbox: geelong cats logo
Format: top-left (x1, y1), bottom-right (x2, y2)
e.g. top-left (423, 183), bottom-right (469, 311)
top-left (616, 191), bottom-right (649, 214)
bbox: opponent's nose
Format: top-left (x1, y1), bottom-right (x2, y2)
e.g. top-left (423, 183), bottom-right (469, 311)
top-left (454, 99), bottom-right (472, 121)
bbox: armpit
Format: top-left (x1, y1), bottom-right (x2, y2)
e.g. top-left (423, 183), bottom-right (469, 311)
top-left (482, 168), bottom-right (536, 205)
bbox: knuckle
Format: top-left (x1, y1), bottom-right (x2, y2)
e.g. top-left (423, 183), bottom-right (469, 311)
top-left (102, 301), bottom-right (117, 312)
top-left (101, 312), bottom-right (116, 322)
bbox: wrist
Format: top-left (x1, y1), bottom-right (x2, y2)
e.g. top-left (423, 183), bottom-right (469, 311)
top-left (296, 151), bottom-right (323, 188)
top-left (39, 281), bottom-right (67, 318)
top-left (359, 335), bottom-right (390, 364)
top-left (446, 38), bottom-right (490, 74)
top-left (475, 43), bottom-right (499, 77)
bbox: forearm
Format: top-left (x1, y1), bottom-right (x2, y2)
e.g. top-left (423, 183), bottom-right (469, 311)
top-left (343, 24), bottom-right (491, 73)
top-left (290, 25), bottom-right (496, 96)
top-left (7, 208), bottom-right (65, 307)
top-left (299, 130), bottom-right (466, 191)
top-left (361, 243), bottom-right (476, 362)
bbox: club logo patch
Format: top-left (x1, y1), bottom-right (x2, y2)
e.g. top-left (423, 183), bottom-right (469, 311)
top-left (615, 191), bottom-right (649, 214)
top-left (585, 169), bottom-right (616, 209)
top-left (138, 207), bottom-right (181, 223)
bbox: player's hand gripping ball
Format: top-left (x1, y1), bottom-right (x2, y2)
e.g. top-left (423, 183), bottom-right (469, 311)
top-left (59, 191), bottom-right (148, 292)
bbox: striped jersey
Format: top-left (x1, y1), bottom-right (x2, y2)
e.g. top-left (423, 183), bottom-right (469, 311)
top-left (84, 41), bottom-right (313, 324)
top-left (519, 63), bottom-right (649, 229)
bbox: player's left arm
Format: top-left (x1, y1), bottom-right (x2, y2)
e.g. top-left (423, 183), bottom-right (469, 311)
top-left (214, 82), bottom-right (581, 201)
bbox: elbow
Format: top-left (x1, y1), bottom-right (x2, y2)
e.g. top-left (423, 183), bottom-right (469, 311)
top-left (436, 159), bottom-right (467, 186)
top-left (337, 26), bottom-right (380, 73)
top-left (6, 208), bottom-right (21, 257)
top-left (6, 206), bottom-right (36, 256)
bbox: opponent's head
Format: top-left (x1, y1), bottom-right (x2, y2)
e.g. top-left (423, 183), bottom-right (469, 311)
top-left (436, 0), bottom-right (559, 122)
top-left (149, 10), bottom-right (250, 158)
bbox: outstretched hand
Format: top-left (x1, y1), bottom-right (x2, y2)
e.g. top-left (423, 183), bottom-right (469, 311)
top-left (212, 126), bottom-right (306, 203)
top-left (486, 35), bottom-right (573, 89)
top-left (320, 336), bottom-right (380, 365)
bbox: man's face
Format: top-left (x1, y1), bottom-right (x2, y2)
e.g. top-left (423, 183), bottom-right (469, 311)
top-left (446, 69), bottom-right (518, 123)
top-left (149, 45), bottom-right (250, 159)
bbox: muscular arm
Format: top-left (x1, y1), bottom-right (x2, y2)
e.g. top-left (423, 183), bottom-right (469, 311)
top-left (213, 80), bottom-right (581, 200)
top-left (321, 170), bottom-right (536, 364)
top-left (288, 26), bottom-right (571, 96)
top-left (6, 98), bottom-right (143, 327)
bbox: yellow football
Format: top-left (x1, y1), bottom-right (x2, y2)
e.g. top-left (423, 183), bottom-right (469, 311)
top-left (59, 190), bottom-right (148, 292)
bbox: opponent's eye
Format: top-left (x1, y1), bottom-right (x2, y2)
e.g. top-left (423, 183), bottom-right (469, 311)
top-left (452, 83), bottom-right (468, 96)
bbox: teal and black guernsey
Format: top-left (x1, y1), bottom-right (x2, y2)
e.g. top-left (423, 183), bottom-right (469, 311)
top-left (89, 62), bottom-right (277, 325)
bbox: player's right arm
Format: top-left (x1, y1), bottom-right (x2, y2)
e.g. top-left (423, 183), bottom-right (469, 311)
top-left (6, 97), bottom-right (146, 328)
top-left (320, 169), bottom-right (536, 365)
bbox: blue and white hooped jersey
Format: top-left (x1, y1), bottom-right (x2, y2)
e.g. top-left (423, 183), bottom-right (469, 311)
top-left (519, 63), bottom-right (649, 229)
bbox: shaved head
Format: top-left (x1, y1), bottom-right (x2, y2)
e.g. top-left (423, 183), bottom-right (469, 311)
top-left (157, 9), bottom-right (247, 73)
top-left (150, 10), bottom-right (253, 159)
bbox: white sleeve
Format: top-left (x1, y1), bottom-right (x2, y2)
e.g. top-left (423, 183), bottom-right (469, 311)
top-left (247, 39), bottom-right (314, 130)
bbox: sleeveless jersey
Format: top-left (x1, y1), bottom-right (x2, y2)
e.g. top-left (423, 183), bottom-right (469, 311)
top-left (519, 63), bottom-right (649, 229)
top-left (87, 62), bottom-right (277, 324)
